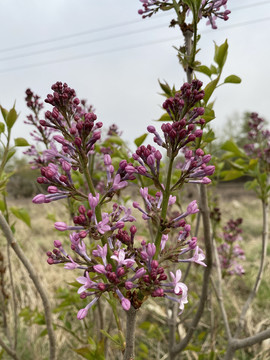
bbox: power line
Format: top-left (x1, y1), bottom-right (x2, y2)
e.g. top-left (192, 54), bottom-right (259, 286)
top-left (0, 0), bottom-right (269, 56)
top-left (0, 16), bottom-right (269, 75)
top-left (0, 22), bottom-right (170, 62)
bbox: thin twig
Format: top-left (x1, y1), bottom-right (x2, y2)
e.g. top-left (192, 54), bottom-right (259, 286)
top-left (0, 211), bottom-right (56, 360)
top-left (211, 237), bottom-right (231, 339)
top-left (0, 288), bottom-right (11, 342)
top-left (0, 336), bottom-right (20, 360)
top-left (223, 328), bottom-right (270, 360)
top-left (235, 197), bottom-right (269, 336)
top-left (171, 185), bottom-right (213, 356)
top-left (7, 242), bottom-right (18, 350)
top-left (123, 306), bottom-right (137, 360)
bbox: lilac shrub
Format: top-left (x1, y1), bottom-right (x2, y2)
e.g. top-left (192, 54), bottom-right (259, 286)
top-left (217, 218), bottom-right (245, 277)
top-left (31, 80), bottom-right (213, 321)
top-left (243, 112), bottom-right (270, 170)
top-left (138, 0), bottom-right (230, 29)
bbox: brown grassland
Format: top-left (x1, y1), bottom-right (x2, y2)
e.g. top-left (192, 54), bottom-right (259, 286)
top-left (1, 182), bottom-right (270, 359)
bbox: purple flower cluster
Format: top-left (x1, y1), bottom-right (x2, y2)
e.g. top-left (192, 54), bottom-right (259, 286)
top-left (243, 112), bottom-right (270, 167)
top-left (217, 218), bottom-right (245, 277)
top-left (29, 81), bottom-right (209, 320)
top-left (138, 0), bottom-right (230, 29)
top-left (45, 204), bottom-right (202, 317)
top-left (200, 0), bottom-right (230, 29)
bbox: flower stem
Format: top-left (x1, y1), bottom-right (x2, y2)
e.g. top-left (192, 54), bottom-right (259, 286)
top-left (154, 156), bottom-right (174, 258)
top-left (123, 306), bottom-right (137, 360)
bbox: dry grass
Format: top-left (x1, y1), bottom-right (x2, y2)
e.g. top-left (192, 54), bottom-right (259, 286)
top-left (1, 182), bottom-right (270, 359)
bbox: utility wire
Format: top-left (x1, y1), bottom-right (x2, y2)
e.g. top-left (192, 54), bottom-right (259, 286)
top-left (0, 0), bottom-right (269, 56)
top-left (0, 16), bottom-right (269, 75)
top-left (0, 22), bottom-right (170, 62)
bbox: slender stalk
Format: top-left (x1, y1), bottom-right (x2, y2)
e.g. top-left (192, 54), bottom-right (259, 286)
top-left (0, 289), bottom-right (11, 342)
top-left (0, 212), bottom-right (56, 360)
top-left (171, 185), bottom-right (213, 356)
top-left (4, 195), bottom-right (18, 350)
top-left (211, 237), bottom-right (231, 339)
top-left (154, 157), bottom-right (174, 257)
top-left (168, 302), bottom-right (177, 360)
top-left (123, 306), bottom-right (137, 360)
top-left (235, 197), bottom-right (269, 336)
top-left (0, 336), bottom-right (20, 360)
top-left (224, 328), bottom-right (270, 360)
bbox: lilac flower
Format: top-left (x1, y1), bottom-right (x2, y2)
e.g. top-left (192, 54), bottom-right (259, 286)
top-left (77, 296), bottom-right (99, 320)
top-left (92, 244), bottom-right (108, 265)
top-left (169, 270), bottom-right (188, 295)
top-left (93, 264), bottom-right (107, 274)
top-left (112, 174), bottom-right (128, 191)
top-left (161, 234), bottom-right (168, 251)
top-left (97, 213), bottom-right (111, 234)
top-left (111, 249), bottom-right (135, 268)
top-left (179, 246), bottom-right (207, 267)
top-left (64, 256), bottom-right (80, 270)
top-left (88, 193), bottom-right (100, 210)
top-left (116, 289), bottom-right (131, 311)
top-left (77, 272), bottom-right (96, 293)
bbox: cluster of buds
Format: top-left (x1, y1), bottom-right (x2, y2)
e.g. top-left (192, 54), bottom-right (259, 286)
top-left (243, 112), bottom-right (270, 168)
top-left (145, 80), bottom-right (208, 159)
top-left (217, 218), bottom-right (245, 277)
top-left (29, 80), bottom-right (208, 322)
top-left (200, 0), bottom-right (231, 29)
top-left (138, 0), bottom-right (170, 18)
top-left (45, 198), bottom-right (205, 318)
top-left (23, 89), bottom-right (54, 168)
top-left (138, 0), bottom-right (230, 29)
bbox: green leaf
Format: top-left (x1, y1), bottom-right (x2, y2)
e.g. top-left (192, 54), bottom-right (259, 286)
top-left (14, 137), bottom-right (30, 147)
top-left (214, 39), bottom-right (228, 70)
top-left (202, 107), bottom-right (215, 123)
top-left (10, 207), bottom-right (31, 227)
top-left (221, 170), bottom-right (243, 181)
top-left (221, 140), bottom-right (246, 157)
top-left (99, 330), bottom-right (119, 345)
top-left (157, 113), bottom-right (172, 122)
top-left (158, 80), bottom-right (172, 96)
top-left (248, 158), bottom-right (258, 170)
top-left (5, 149), bottom-right (16, 165)
top-left (244, 179), bottom-right (258, 191)
top-left (210, 65), bottom-right (218, 74)
top-left (0, 199), bottom-right (6, 212)
top-left (106, 136), bottom-right (124, 145)
top-left (134, 133), bottom-right (148, 147)
top-left (195, 65), bottom-right (212, 77)
top-left (6, 108), bottom-right (19, 129)
top-left (72, 347), bottom-right (92, 359)
top-left (203, 78), bottom-right (219, 104)
top-left (0, 122), bottom-right (5, 134)
top-left (202, 129), bottom-right (216, 143)
top-left (0, 106), bottom-right (8, 121)
top-left (224, 75), bottom-right (241, 84)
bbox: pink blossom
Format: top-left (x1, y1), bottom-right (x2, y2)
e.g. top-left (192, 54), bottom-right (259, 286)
top-left (111, 249), bottom-right (135, 268)
top-left (187, 200), bottom-right (199, 215)
top-left (77, 272), bottom-right (95, 293)
top-left (92, 244), bottom-right (107, 265)
top-left (97, 213), bottom-right (111, 234)
top-left (169, 270), bottom-right (188, 295)
top-left (112, 174), bottom-right (128, 191)
top-left (88, 193), bottom-right (100, 210)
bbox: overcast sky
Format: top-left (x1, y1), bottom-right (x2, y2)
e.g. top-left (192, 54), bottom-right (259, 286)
top-left (0, 0), bottom-right (270, 151)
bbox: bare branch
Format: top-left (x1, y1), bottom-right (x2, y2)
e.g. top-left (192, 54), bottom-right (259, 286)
top-left (0, 336), bottom-right (20, 360)
top-left (211, 236), bottom-right (231, 339)
top-left (0, 211), bottom-right (56, 360)
top-left (235, 197), bottom-right (269, 336)
top-left (171, 185), bottom-right (213, 356)
top-left (123, 306), bottom-right (137, 360)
